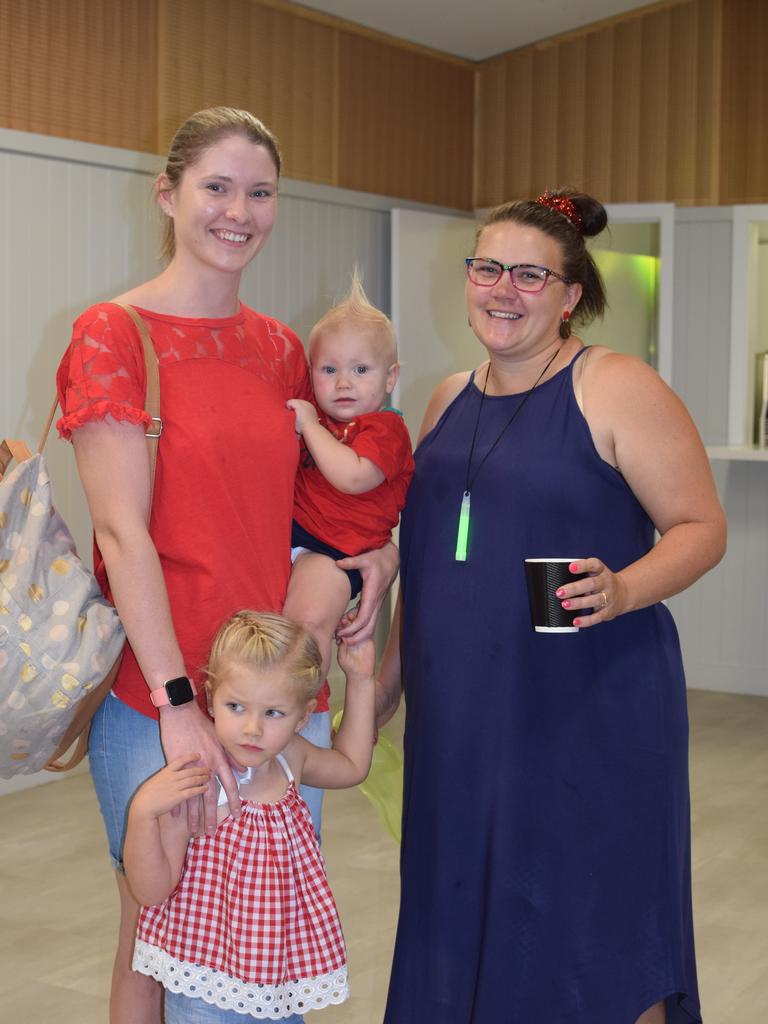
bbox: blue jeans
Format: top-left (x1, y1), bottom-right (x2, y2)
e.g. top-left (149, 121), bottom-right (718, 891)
top-left (88, 692), bottom-right (330, 869)
top-left (164, 990), bottom-right (303, 1023)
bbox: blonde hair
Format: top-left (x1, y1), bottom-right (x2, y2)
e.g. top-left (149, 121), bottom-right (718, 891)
top-left (206, 611), bottom-right (322, 704)
top-left (309, 268), bottom-right (397, 362)
top-left (159, 106), bottom-right (281, 261)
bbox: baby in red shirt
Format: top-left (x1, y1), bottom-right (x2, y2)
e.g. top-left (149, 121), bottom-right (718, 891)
top-left (285, 274), bottom-right (414, 677)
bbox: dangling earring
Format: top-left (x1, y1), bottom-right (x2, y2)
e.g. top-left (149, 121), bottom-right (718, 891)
top-left (559, 309), bottom-right (572, 340)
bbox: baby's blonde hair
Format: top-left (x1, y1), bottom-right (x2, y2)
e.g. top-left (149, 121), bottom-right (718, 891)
top-left (206, 611), bottom-right (322, 704)
top-left (309, 267), bottom-right (397, 363)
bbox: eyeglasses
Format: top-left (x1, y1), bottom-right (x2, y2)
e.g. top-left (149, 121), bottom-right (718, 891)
top-left (465, 258), bottom-right (571, 293)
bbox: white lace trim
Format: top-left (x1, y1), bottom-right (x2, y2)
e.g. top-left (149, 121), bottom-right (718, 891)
top-left (133, 940), bottom-right (348, 1018)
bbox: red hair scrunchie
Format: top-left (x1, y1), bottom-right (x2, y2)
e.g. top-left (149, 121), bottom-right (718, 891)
top-left (535, 192), bottom-right (583, 230)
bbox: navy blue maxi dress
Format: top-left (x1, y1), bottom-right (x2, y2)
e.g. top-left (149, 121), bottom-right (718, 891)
top-left (384, 349), bottom-right (702, 1024)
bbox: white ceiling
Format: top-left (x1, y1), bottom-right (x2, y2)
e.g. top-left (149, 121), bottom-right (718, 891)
top-left (297, 0), bottom-right (656, 61)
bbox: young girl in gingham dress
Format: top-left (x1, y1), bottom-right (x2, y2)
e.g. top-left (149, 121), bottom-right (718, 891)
top-left (123, 611), bottom-right (376, 1023)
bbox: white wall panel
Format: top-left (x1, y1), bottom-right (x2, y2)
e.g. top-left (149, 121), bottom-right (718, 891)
top-left (668, 209), bottom-right (768, 697)
top-left (390, 207), bottom-right (476, 440)
top-left (671, 211), bottom-right (732, 443)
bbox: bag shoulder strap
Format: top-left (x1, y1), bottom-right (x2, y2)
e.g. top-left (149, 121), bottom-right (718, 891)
top-left (110, 302), bottom-right (162, 508)
top-left (37, 301), bottom-right (162, 508)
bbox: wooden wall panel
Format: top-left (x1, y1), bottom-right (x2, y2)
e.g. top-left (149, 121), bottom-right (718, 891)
top-left (0, 0), bottom-right (157, 152)
top-left (0, 0), bottom-right (473, 207)
top-left (474, 0), bottom-right (723, 208)
top-left (157, 0), bottom-right (473, 206)
top-left (157, 0), bottom-right (339, 185)
top-left (2, 0), bottom-right (767, 209)
top-left (335, 33), bottom-right (474, 209)
top-left (720, 0), bottom-right (768, 204)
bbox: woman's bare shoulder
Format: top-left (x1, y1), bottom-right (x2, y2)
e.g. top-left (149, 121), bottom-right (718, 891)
top-left (581, 345), bottom-right (675, 406)
top-left (418, 371), bottom-right (473, 443)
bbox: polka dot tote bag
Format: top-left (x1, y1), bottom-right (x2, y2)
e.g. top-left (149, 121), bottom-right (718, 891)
top-left (0, 304), bottom-right (159, 777)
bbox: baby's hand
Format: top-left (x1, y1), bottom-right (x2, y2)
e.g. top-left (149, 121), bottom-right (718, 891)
top-left (133, 754), bottom-right (211, 820)
top-left (337, 636), bottom-right (376, 683)
top-left (286, 398), bottom-right (319, 434)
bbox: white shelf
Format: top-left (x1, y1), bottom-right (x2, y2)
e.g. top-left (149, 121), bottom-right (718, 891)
top-left (706, 445), bottom-right (768, 462)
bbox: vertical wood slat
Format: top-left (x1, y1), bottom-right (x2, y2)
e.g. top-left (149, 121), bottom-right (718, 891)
top-left (609, 19), bottom-right (642, 201)
top-left (583, 30), bottom-right (614, 202)
top-left (556, 36), bottom-right (587, 194)
top-left (720, 0), bottom-right (768, 204)
top-left (637, 11), bottom-right (670, 202)
top-left (0, 0), bottom-right (158, 153)
top-left (473, 0), bottom-right (725, 207)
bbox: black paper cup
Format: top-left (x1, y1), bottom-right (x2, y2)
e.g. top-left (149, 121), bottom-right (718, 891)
top-left (524, 558), bottom-right (589, 633)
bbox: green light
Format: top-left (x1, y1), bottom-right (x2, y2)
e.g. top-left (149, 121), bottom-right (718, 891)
top-left (455, 492), bottom-right (470, 562)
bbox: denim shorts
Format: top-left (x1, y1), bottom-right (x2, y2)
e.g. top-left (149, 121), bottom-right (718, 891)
top-left (88, 692), bottom-right (331, 870)
top-left (164, 990), bottom-right (303, 1023)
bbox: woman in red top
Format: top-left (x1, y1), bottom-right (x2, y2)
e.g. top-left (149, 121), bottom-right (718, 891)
top-left (56, 107), bottom-right (397, 1024)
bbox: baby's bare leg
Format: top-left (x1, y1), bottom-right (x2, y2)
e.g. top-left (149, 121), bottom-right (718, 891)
top-left (284, 552), bottom-right (353, 679)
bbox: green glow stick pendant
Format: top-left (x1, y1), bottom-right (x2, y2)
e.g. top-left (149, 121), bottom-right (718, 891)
top-left (455, 491), bottom-right (470, 561)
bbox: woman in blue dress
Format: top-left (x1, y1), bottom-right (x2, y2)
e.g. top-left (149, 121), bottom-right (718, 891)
top-left (376, 190), bottom-right (726, 1023)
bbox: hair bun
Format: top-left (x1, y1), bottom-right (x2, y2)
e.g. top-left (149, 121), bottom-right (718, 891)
top-left (563, 190), bottom-right (608, 238)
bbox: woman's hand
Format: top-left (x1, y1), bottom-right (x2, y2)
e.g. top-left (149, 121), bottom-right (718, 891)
top-left (158, 703), bottom-right (241, 834)
top-left (554, 558), bottom-right (630, 629)
top-left (336, 541), bottom-right (400, 641)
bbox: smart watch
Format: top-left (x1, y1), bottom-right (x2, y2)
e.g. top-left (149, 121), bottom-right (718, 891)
top-left (150, 675), bottom-right (197, 708)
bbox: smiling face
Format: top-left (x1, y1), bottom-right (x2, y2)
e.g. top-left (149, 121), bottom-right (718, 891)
top-left (157, 132), bottom-right (278, 278)
top-left (209, 660), bottom-right (314, 769)
top-left (310, 326), bottom-right (399, 423)
top-left (466, 221), bottom-right (582, 360)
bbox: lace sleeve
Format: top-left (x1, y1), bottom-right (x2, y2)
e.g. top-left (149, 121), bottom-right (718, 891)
top-left (56, 303), bottom-right (153, 440)
top-left (266, 317), bottom-right (311, 402)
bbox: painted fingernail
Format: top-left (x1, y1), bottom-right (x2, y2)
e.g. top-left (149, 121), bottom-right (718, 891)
top-left (562, 600), bottom-right (571, 609)
top-left (569, 562), bottom-right (579, 573)
top-left (573, 618), bottom-right (581, 627)
top-left (556, 588), bottom-right (565, 598)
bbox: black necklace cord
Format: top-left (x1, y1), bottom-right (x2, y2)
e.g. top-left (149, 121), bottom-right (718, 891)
top-left (464, 345), bottom-right (562, 495)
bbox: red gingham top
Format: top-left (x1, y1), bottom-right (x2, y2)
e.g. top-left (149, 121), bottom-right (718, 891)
top-left (133, 758), bottom-right (347, 1017)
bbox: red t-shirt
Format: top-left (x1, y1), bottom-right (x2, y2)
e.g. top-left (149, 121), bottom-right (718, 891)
top-left (293, 410), bottom-right (414, 555)
top-left (56, 302), bottom-right (329, 715)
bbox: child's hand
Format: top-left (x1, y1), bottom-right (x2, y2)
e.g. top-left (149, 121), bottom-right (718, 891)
top-left (286, 398), bottom-right (319, 434)
top-left (337, 636), bottom-right (376, 683)
top-left (133, 754), bottom-right (211, 821)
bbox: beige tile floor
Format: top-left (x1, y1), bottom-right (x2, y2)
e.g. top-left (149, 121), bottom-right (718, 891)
top-left (0, 689), bottom-right (766, 1023)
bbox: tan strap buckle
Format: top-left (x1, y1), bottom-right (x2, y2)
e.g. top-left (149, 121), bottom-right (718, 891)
top-left (146, 417), bottom-right (163, 439)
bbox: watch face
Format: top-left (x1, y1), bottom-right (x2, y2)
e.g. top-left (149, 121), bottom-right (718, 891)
top-left (165, 676), bottom-right (195, 706)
